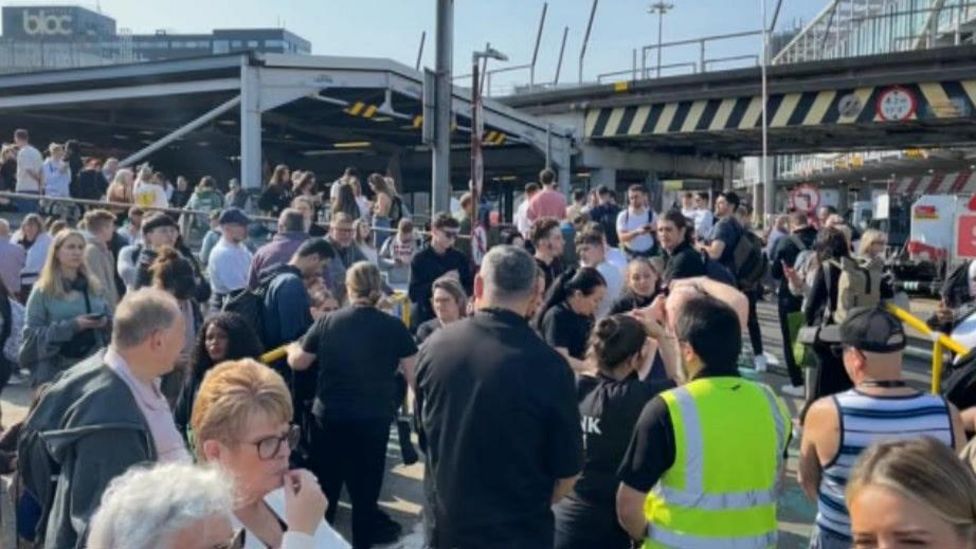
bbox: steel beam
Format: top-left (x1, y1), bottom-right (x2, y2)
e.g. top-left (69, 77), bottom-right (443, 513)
top-left (240, 61), bottom-right (262, 191)
top-left (119, 95), bottom-right (242, 168)
top-left (0, 78), bottom-right (239, 111)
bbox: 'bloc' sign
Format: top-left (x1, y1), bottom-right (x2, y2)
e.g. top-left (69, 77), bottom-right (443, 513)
top-left (957, 214), bottom-right (976, 259)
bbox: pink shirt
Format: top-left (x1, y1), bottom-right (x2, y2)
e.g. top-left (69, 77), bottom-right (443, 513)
top-left (105, 347), bottom-right (191, 464)
top-left (526, 188), bottom-right (568, 222)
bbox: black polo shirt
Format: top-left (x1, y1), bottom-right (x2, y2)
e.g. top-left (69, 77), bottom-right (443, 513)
top-left (415, 308), bottom-right (584, 549)
top-left (301, 304), bottom-right (417, 421)
top-left (541, 302), bottom-right (593, 360)
top-left (535, 256), bottom-right (563, 293)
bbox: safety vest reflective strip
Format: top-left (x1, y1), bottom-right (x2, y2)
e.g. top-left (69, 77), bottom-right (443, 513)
top-left (644, 379), bottom-right (789, 549)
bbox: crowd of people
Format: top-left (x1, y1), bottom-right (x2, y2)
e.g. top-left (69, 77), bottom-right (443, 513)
top-left (1, 125), bottom-right (976, 549)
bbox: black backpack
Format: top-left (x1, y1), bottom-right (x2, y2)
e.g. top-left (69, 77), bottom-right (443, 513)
top-left (942, 260), bottom-right (973, 309)
top-left (221, 274), bottom-right (277, 345)
top-left (733, 229), bottom-right (769, 291)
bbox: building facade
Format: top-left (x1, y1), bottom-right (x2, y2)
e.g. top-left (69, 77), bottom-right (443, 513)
top-left (0, 5), bottom-right (311, 73)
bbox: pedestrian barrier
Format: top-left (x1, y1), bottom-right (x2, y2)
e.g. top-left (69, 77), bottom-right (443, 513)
top-left (258, 291), bottom-right (412, 365)
top-left (885, 303), bottom-right (968, 394)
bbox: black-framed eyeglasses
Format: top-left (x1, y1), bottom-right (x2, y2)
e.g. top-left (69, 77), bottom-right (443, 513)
top-left (440, 230), bottom-right (459, 240)
top-left (212, 528), bottom-right (245, 549)
top-left (246, 424), bottom-right (300, 461)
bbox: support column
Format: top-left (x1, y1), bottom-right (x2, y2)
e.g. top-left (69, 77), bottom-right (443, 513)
top-left (760, 157), bottom-right (775, 227)
top-left (645, 172), bottom-right (662, 212)
top-left (431, 0), bottom-right (453, 215)
top-left (240, 63), bottom-right (262, 192)
top-left (554, 143), bottom-right (572, 195)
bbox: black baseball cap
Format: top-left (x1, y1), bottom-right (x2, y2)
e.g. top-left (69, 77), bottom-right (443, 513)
top-left (840, 306), bottom-right (906, 353)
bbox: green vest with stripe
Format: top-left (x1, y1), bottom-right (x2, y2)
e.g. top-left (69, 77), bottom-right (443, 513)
top-left (643, 376), bottom-right (790, 549)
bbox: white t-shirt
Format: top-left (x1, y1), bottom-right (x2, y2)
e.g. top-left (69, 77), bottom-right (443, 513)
top-left (133, 181), bottom-right (169, 209)
top-left (15, 145), bottom-right (43, 192)
top-left (231, 487), bottom-right (350, 549)
top-left (616, 208), bottom-right (657, 253)
top-left (693, 208), bottom-right (714, 239)
top-left (42, 159), bottom-right (71, 198)
top-left (594, 260), bottom-right (624, 319)
top-left (208, 237), bottom-right (254, 295)
top-left (514, 199), bottom-right (532, 239)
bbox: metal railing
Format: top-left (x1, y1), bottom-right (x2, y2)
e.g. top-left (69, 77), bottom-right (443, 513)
top-left (886, 303), bottom-right (967, 394)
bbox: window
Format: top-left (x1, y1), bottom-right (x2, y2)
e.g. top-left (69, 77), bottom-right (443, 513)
top-left (248, 40), bottom-right (259, 48)
top-left (214, 40), bottom-right (229, 53)
top-left (231, 40), bottom-right (243, 47)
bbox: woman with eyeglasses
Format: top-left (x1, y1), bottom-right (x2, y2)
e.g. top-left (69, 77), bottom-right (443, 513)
top-left (192, 359), bottom-right (349, 548)
top-left (288, 261), bottom-right (418, 547)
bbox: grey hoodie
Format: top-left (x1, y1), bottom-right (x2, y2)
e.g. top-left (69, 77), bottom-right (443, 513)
top-left (26, 350), bottom-right (156, 549)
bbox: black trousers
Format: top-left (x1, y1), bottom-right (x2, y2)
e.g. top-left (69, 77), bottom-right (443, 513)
top-left (310, 414), bottom-right (391, 549)
top-left (777, 291), bottom-right (805, 387)
top-left (745, 288), bottom-right (763, 357)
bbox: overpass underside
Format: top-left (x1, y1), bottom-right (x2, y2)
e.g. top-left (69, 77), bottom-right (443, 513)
top-left (508, 45), bottom-right (976, 158)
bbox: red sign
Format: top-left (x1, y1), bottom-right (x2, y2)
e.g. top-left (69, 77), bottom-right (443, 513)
top-left (876, 86), bottom-right (917, 122)
top-left (790, 184), bottom-right (820, 213)
top-left (913, 204), bottom-right (939, 220)
top-left (958, 214), bottom-right (976, 258)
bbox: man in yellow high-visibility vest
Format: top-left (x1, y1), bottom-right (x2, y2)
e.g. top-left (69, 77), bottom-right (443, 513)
top-left (616, 290), bottom-right (791, 548)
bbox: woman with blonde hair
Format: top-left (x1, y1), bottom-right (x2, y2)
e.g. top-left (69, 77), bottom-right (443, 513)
top-left (106, 167), bottom-right (135, 217)
top-left (287, 261), bottom-right (418, 547)
top-left (353, 217), bottom-right (378, 264)
top-left (415, 275), bottom-right (468, 345)
top-left (857, 228), bottom-right (888, 261)
top-left (192, 359), bottom-right (348, 548)
top-left (20, 229), bottom-right (110, 385)
top-left (847, 437), bottom-right (976, 548)
top-left (367, 173), bottom-right (400, 248)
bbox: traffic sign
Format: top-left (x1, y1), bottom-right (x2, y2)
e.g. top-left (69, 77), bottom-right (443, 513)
top-left (789, 184), bottom-right (820, 213)
top-left (876, 86), bottom-right (917, 122)
top-left (957, 214), bottom-right (976, 259)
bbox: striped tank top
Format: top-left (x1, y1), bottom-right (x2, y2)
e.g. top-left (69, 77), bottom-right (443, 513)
top-left (816, 389), bottom-right (954, 541)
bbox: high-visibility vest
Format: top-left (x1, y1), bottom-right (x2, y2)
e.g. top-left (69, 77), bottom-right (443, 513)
top-left (643, 376), bottom-right (790, 549)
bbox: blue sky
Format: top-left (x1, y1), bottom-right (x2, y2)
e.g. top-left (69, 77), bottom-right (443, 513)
top-left (25, 1), bottom-right (825, 92)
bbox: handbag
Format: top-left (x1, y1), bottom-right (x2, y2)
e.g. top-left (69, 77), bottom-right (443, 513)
top-left (788, 311), bottom-right (817, 369)
top-left (795, 264), bottom-right (842, 347)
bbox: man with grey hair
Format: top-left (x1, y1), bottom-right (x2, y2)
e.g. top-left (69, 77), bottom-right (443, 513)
top-left (415, 245), bottom-right (583, 548)
top-left (247, 207), bottom-right (309, 289)
top-left (21, 288), bottom-right (189, 548)
top-left (87, 463), bottom-right (236, 549)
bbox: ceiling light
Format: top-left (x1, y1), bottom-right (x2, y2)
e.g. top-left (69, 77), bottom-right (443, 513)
top-left (333, 141), bottom-right (371, 149)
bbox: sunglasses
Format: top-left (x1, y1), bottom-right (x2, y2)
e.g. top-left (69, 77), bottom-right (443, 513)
top-left (244, 425), bottom-right (300, 461)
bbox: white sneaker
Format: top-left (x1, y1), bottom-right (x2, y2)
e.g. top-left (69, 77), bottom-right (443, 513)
top-left (781, 384), bottom-right (805, 397)
top-left (753, 354), bottom-right (767, 373)
top-left (762, 352), bottom-right (781, 367)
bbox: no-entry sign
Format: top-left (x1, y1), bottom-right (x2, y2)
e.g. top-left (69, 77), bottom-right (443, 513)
top-left (790, 184), bottom-right (820, 213)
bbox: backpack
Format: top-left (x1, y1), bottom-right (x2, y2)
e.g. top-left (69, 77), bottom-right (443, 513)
top-left (732, 226), bottom-right (768, 290)
top-left (826, 256), bottom-right (883, 324)
top-left (221, 272), bottom-right (280, 345)
top-left (942, 260), bottom-right (974, 309)
top-left (944, 349), bottom-right (976, 412)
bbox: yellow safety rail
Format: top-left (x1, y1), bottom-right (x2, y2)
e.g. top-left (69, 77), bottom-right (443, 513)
top-left (257, 291), bottom-right (412, 366)
top-left (885, 303), bottom-right (968, 394)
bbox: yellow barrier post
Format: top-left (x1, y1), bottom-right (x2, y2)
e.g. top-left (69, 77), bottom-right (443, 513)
top-left (932, 339), bottom-right (944, 395)
top-left (885, 303), bottom-right (967, 394)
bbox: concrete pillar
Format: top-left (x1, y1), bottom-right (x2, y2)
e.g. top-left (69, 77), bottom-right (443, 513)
top-left (431, 0), bottom-right (454, 214)
top-left (240, 63), bottom-right (262, 191)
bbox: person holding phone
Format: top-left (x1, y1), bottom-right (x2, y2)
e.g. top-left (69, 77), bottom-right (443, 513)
top-left (193, 359), bottom-right (349, 548)
top-left (20, 229), bottom-right (111, 386)
top-left (616, 185), bottom-right (657, 259)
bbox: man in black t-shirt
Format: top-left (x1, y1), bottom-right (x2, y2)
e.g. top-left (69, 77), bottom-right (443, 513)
top-left (530, 216), bottom-right (564, 293)
top-left (588, 185), bottom-right (621, 247)
top-left (700, 190), bottom-right (742, 275)
top-left (415, 245), bottom-right (583, 548)
top-left (408, 213), bottom-right (473, 326)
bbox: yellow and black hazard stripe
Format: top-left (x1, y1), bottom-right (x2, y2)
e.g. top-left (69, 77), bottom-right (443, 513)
top-left (344, 101), bottom-right (380, 119)
top-left (585, 79), bottom-right (976, 139)
top-left (483, 130), bottom-right (507, 146)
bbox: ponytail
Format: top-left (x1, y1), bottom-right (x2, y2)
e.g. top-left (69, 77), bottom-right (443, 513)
top-left (532, 266), bottom-right (606, 330)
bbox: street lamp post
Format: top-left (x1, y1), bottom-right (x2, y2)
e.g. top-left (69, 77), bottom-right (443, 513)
top-left (470, 46), bottom-right (508, 264)
top-left (648, 2), bottom-right (674, 78)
